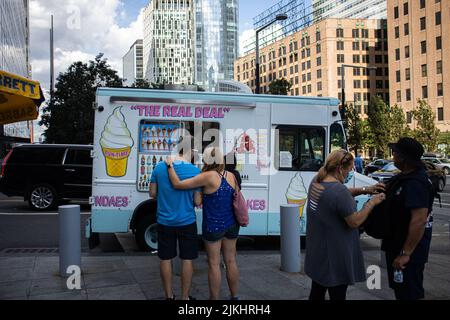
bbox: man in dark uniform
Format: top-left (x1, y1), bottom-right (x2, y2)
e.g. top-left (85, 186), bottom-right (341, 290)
top-left (382, 137), bottom-right (434, 300)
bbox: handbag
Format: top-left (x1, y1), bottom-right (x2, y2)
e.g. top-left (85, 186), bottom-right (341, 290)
top-left (230, 172), bottom-right (249, 227)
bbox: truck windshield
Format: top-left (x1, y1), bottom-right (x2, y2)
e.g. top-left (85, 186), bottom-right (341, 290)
top-left (330, 122), bottom-right (346, 153)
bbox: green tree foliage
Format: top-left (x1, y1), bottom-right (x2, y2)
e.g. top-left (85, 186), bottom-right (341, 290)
top-left (268, 78), bottom-right (292, 95)
top-left (366, 96), bottom-right (390, 158)
top-left (346, 104), bottom-right (364, 155)
top-left (412, 99), bottom-right (440, 152)
top-left (131, 79), bottom-right (152, 88)
top-left (388, 104), bottom-right (408, 143)
top-left (40, 53), bottom-right (122, 144)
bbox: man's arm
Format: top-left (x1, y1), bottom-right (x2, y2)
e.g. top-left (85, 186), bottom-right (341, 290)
top-left (150, 183), bottom-right (157, 199)
top-left (393, 208), bottom-right (428, 269)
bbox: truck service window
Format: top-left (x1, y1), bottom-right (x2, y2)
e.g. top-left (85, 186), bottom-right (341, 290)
top-left (275, 126), bottom-right (325, 171)
top-left (137, 120), bottom-right (220, 192)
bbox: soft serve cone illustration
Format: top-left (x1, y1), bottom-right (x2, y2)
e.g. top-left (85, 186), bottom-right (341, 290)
top-left (100, 107), bottom-right (134, 177)
top-left (286, 173), bottom-right (308, 219)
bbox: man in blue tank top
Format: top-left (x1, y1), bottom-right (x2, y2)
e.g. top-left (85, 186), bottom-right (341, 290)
top-left (150, 136), bottom-right (201, 300)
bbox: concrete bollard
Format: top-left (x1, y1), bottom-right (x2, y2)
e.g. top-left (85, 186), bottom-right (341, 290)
top-left (59, 205), bottom-right (81, 278)
top-left (280, 204), bottom-right (301, 273)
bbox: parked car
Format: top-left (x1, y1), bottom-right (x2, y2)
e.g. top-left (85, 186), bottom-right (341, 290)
top-left (369, 161), bottom-right (446, 191)
top-left (0, 144), bottom-right (93, 210)
top-left (422, 158), bottom-right (450, 175)
top-left (363, 159), bottom-right (392, 176)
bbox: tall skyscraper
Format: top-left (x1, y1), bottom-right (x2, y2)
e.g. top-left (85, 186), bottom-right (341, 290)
top-left (143, 0), bottom-right (195, 85)
top-left (243, 0), bottom-right (387, 55)
top-left (123, 40), bottom-right (144, 86)
top-left (0, 0), bottom-right (31, 156)
top-left (388, 0), bottom-right (449, 131)
top-left (195, 0), bottom-right (238, 91)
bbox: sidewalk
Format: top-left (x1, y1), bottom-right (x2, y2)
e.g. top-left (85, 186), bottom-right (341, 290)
top-left (1, 248), bottom-right (450, 300)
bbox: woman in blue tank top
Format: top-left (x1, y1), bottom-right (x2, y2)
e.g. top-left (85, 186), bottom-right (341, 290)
top-left (166, 147), bottom-right (240, 300)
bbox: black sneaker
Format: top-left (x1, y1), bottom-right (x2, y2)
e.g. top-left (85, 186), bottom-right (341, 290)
top-left (166, 295), bottom-right (176, 300)
top-left (188, 296), bottom-right (196, 301)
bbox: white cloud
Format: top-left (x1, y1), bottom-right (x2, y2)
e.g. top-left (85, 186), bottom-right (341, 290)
top-left (29, 0), bottom-right (145, 141)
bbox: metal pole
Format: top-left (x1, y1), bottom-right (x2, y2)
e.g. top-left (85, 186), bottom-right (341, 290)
top-left (59, 205), bottom-right (81, 277)
top-left (255, 30), bottom-right (260, 94)
top-left (50, 15), bottom-right (54, 97)
top-left (280, 204), bottom-right (301, 273)
top-left (341, 66), bottom-right (345, 116)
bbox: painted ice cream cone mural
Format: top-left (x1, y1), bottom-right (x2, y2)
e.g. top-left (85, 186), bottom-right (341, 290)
top-left (286, 173), bottom-right (308, 225)
top-left (100, 107), bottom-right (134, 177)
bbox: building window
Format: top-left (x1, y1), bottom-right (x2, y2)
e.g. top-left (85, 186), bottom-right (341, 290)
top-left (338, 80), bottom-right (342, 89)
top-left (337, 54), bottom-right (345, 63)
top-left (362, 41), bottom-right (369, 50)
top-left (354, 93), bottom-right (361, 102)
top-left (316, 57), bottom-right (321, 66)
top-left (307, 84), bottom-right (311, 93)
top-left (354, 80), bottom-right (361, 89)
top-left (395, 48), bottom-right (400, 61)
top-left (395, 26), bottom-right (399, 38)
top-left (421, 41), bottom-right (427, 54)
top-left (353, 55), bottom-right (360, 63)
top-left (353, 41), bottom-right (360, 50)
top-left (437, 60), bottom-right (442, 74)
top-left (420, 0), bottom-right (425, 9)
top-left (436, 12), bottom-right (441, 25)
top-left (405, 45), bottom-right (410, 58)
top-left (407, 112), bottom-right (412, 124)
top-left (422, 64), bottom-right (427, 77)
top-left (317, 82), bottom-right (322, 91)
top-left (354, 68), bottom-right (361, 76)
top-left (337, 41), bottom-right (344, 50)
top-left (337, 67), bottom-right (342, 76)
top-left (406, 89), bottom-right (411, 101)
top-left (377, 80), bottom-right (384, 89)
top-left (375, 55), bottom-right (383, 63)
top-left (302, 74), bottom-right (306, 82)
top-left (397, 90), bottom-right (402, 102)
top-left (403, 2), bottom-right (408, 15)
top-left (375, 29), bottom-right (383, 38)
top-left (394, 6), bottom-right (399, 19)
top-left (316, 31), bottom-right (321, 41)
top-left (302, 86), bottom-right (306, 94)
top-left (362, 29), bottom-right (369, 38)
top-left (362, 55), bottom-right (370, 63)
top-left (395, 70), bottom-right (401, 82)
top-left (404, 23), bottom-right (409, 36)
top-left (307, 72), bottom-right (311, 81)
top-left (420, 17), bottom-right (426, 30)
top-left (352, 29), bottom-right (359, 38)
top-left (336, 28), bottom-right (344, 38)
top-left (437, 83), bottom-right (443, 96)
top-left (422, 86), bottom-right (428, 98)
top-left (438, 108), bottom-right (444, 121)
top-left (316, 43), bottom-right (321, 54)
top-left (405, 68), bottom-right (410, 81)
top-left (317, 69), bottom-right (322, 79)
top-left (436, 36), bottom-right (442, 50)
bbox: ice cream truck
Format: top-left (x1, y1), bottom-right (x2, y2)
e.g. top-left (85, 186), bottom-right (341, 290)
top-left (87, 87), bottom-right (375, 251)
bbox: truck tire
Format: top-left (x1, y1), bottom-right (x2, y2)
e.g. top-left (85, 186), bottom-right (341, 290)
top-left (28, 184), bottom-right (58, 211)
top-left (135, 213), bottom-right (158, 252)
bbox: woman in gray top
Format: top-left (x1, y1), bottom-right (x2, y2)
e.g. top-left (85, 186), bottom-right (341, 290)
top-left (305, 149), bottom-right (386, 300)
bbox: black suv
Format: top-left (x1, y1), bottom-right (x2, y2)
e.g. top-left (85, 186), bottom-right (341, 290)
top-left (0, 144), bottom-right (93, 210)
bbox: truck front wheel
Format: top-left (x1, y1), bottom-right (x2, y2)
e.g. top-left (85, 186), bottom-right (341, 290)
top-left (135, 214), bottom-right (158, 252)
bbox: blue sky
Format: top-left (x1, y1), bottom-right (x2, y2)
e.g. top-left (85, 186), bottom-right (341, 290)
top-left (117, 0), bottom-right (280, 33)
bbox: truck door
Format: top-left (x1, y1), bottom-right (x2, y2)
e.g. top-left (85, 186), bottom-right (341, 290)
top-left (268, 125), bottom-right (326, 236)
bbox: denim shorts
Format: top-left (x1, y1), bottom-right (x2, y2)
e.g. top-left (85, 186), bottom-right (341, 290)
top-left (202, 223), bottom-right (240, 242)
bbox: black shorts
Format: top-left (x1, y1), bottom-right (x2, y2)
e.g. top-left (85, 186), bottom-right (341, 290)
top-left (157, 223), bottom-right (199, 260)
top-left (386, 251), bottom-right (426, 300)
top-left (203, 223), bottom-right (240, 242)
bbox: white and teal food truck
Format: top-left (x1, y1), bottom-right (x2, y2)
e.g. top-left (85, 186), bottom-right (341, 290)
top-left (87, 88), bottom-right (375, 250)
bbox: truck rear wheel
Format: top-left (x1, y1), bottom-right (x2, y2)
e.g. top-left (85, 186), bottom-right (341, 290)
top-left (135, 214), bottom-right (158, 252)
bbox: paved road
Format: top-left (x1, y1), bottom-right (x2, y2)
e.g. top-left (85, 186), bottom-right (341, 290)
top-left (1, 179), bottom-right (449, 253)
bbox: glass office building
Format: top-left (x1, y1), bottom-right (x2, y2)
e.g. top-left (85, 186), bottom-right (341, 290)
top-left (0, 0), bottom-right (29, 77)
top-left (0, 0), bottom-right (31, 157)
top-left (195, 0), bottom-right (238, 91)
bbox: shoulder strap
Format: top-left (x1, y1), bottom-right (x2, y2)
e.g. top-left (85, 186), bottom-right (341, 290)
top-left (229, 171), bottom-right (240, 193)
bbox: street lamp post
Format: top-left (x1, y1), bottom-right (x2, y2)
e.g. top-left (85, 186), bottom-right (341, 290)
top-left (255, 13), bottom-right (288, 94)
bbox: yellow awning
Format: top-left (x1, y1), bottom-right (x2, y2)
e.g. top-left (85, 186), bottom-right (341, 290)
top-left (0, 70), bottom-right (45, 125)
